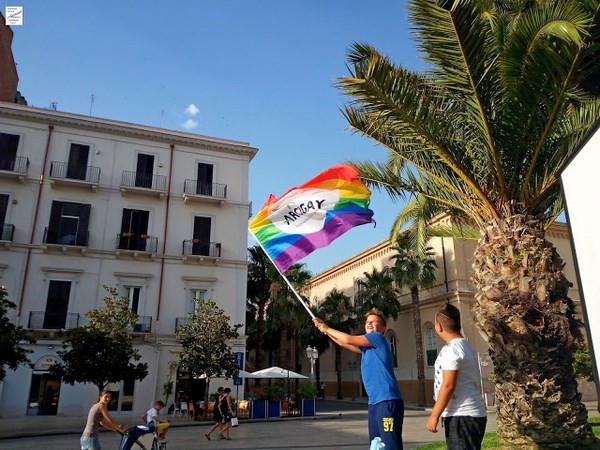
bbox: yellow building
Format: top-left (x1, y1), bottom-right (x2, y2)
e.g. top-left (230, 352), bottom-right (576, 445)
top-left (308, 221), bottom-right (595, 405)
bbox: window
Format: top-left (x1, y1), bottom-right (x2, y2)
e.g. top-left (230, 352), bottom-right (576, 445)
top-left (0, 194), bottom-right (10, 240)
top-left (192, 216), bottom-right (212, 255)
top-left (135, 153), bottom-right (154, 188)
top-left (189, 289), bottom-right (206, 313)
top-left (196, 162), bottom-right (214, 195)
top-left (44, 280), bottom-right (71, 329)
top-left (354, 279), bottom-right (365, 308)
top-left (126, 286), bottom-right (142, 314)
top-left (0, 132), bottom-right (19, 171)
top-left (106, 378), bottom-right (135, 412)
top-left (119, 209), bottom-right (150, 251)
top-left (388, 332), bottom-right (398, 368)
top-left (46, 201), bottom-right (91, 246)
top-left (66, 143), bottom-right (90, 180)
top-left (426, 328), bottom-right (438, 366)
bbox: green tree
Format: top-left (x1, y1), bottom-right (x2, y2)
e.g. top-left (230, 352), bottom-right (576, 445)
top-left (572, 340), bottom-right (594, 381)
top-left (356, 267), bottom-right (401, 319)
top-left (319, 289), bottom-right (357, 399)
top-left (246, 246), bottom-right (274, 377)
top-left (177, 297), bottom-right (242, 420)
top-left (338, 0), bottom-right (600, 446)
top-left (0, 286), bottom-right (35, 381)
top-left (52, 286), bottom-right (148, 393)
top-left (390, 233), bottom-right (437, 407)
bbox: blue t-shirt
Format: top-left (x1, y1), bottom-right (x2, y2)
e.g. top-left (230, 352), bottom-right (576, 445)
top-left (360, 332), bottom-right (403, 405)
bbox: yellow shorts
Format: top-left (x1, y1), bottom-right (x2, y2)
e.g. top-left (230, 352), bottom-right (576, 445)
top-left (156, 422), bottom-right (169, 433)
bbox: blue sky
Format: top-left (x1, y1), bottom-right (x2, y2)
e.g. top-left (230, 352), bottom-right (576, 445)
top-left (6, 1), bottom-right (424, 274)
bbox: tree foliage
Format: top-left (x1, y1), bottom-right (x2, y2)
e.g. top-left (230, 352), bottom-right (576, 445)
top-left (51, 285), bottom-right (148, 392)
top-left (177, 297), bottom-right (242, 418)
top-left (0, 286), bottom-right (35, 381)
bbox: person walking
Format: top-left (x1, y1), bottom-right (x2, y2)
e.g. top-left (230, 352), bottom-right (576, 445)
top-left (204, 387), bottom-right (223, 441)
top-left (81, 390), bottom-right (125, 450)
top-left (218, 387), bottom-right (236, 440)
top-left (314, 308), bottom-right (404, 449)
top-left (426, 303), bottom-right (487, 450)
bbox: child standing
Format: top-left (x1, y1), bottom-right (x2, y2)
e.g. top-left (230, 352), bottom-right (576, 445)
top-left (426, 303), bottom-right (487, 450)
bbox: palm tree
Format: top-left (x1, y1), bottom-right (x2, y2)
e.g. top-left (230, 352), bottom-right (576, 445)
top-left (390, 234), bottom-right (437, 407)
top-left (247, 246), bottom-right (273, 377)
top-left (319, 289), bottom-right (357, 399)
top-left (356, 266), bottom-right (401, 319)
top-left (338, 0), bottom-right (599, 446)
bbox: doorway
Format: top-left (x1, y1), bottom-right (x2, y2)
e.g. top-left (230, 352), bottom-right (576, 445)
top-left (28, 374), bottom-right (61, 415)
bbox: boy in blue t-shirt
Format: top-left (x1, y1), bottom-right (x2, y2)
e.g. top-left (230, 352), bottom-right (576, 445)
top-left (314, 308), bottom-right (404, 449)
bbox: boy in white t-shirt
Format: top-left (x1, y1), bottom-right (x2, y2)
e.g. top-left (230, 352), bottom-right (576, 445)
top-left (426, 303), bottom-right (487, 450)
top-left (142, 400), bottom-right (170, 440)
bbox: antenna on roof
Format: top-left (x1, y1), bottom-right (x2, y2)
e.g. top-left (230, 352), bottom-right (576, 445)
top-left (49, 102), bottom-right (57, 111)
top-left (89, 94), bottom-right (95, 116)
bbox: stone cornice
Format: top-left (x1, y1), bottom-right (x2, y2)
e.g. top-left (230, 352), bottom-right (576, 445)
top-left (0, 102), bottom-right (258, 160)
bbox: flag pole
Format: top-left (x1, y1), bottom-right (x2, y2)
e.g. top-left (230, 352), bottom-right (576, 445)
top-left (249, 230), bottom-right (316, 319)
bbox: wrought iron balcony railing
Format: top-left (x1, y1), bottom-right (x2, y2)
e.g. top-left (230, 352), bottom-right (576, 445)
top-left (49, 161), bottom-right (101, 184)
top-left (182, 240), bottom-right (221, 257)
top-left (44, 227), bottom-right (89, 246)
top-left (0, 223), bottom-right (15, 241)
top-left (175, 317), bottom-right (190, 332)
top-left (183, 179), bottom-right (227, 200)
top-left (129, 315), bottom-right (152, 333)
top-left (116, 233), bottom-right (158, 252)
top-left (120, 170), bottom-right (166, 191)
top-left (28, 311), bottom-right (80, 330)
top-left (0, 155), bottom-right (29, 173)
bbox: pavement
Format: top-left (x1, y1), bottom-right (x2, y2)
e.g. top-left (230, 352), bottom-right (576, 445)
top-left (0, 400), bottom-right (597, 450)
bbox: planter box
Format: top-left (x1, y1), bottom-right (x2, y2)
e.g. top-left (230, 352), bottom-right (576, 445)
top-left (250, 400), bottom-right (266, 419)
top-left (300, 398), bottom-right (315, 417)
top-left (267, 400), bottom-right (281, 417)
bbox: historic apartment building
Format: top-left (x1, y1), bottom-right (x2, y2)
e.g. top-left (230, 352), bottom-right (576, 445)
top-left (308, 217), bottom-right (595, 405)
top-left (0, 102), bottom-right (256, 417)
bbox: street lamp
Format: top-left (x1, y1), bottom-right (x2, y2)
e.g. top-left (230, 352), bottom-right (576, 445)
top-left (306, 345), bottom-right (319, 380)
top-left (347, 361), bottom-right (358, 401)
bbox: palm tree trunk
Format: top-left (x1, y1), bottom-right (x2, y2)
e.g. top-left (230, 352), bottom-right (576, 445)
top-left (411, 286), bottom-right (427, 407)
top-left (472, 214), bottom-right (595, 448)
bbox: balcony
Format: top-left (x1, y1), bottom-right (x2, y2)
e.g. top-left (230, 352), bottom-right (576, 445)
top-left (182, 180), bottom-right (227, 205)
top-left (116, 233), bottom-right (158, 257)
top-left (182, 240), bottom-right (221, 263)
top-left (0, 156), bottom-right (29, 183)
top-left (43, 228), bottom-right (88, 254)
top-left (28, 311), bottom-right (80, 330)
top-left (49, 161), bottom-right (100, 191)
top-left (175, 316), bottom-right (190, 332)
top-left (129, 315), bottom-right (152, 333)
top-left (120, 171), bottom-right (166, 199)
top-left (0, 223), bottom-right (15, 243)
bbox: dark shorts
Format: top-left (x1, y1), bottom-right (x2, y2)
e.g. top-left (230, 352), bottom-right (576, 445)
top-left (367, 399), bottom-right (404, 449)
top-left (443, 415), bottom-right (487, 450)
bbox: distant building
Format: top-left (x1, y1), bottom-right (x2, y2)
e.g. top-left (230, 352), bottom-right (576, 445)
top-left (0, 12), bottom-right (26, 104)
top-left (307, 217), bottom-right (596, 405)
top-left (0, 102), bottom-right (256, 417)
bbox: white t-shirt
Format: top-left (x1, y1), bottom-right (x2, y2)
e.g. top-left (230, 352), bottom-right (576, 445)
top-left (145, 407), bottom-right (159, 424)
top-left (433, 337), bottom-right (486, 417)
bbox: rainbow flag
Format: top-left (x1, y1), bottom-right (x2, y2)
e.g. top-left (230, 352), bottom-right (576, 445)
top-left (249, 164), bottom-right (375, 273)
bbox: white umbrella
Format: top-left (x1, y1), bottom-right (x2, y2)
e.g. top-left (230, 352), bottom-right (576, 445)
top-left (251, 366), bottom-right (309, 379)
top-left (237, 369), bottom-right (264, 379)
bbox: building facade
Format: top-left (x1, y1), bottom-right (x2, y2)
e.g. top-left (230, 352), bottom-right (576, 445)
top-left (308, 219), bottom-right (594, 405)
top-left (0, 102), bottom-right (256, 417)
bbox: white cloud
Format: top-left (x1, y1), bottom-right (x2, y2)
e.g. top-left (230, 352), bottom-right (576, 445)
top-left (185, 104), bottom-right (200, 116)
top-left (181, 119), bottom-right (199, 130)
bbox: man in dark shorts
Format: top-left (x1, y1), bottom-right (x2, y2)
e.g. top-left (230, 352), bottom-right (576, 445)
top-left (314, 308), bottom-right (404, 449)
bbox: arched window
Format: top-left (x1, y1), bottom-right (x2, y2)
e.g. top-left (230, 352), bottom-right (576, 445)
top-left (426, 328), bottom-right (438, 366)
